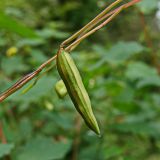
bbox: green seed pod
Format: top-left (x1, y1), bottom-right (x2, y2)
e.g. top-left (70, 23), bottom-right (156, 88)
top-left (55, 80), bottom-right (67, 99)
top-left (56, 49), bottom-right (100, 135)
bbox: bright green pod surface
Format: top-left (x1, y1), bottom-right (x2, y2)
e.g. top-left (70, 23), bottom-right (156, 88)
top-left (55, 80), bottom-right (67, 99)
top-left (57, 49), bottom-right (100, 135)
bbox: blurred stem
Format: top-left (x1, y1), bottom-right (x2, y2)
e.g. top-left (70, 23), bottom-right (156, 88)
top-left (139, 11), bottom-right (160, 73)
top-left (0, 122), bottom-right (12, 160)
top-left (66, 6), bottom-right (124, 52)
top-left (21, 64), bottom-right (55, 94)
top-left (0, 0), bottom-right (142, 102)
top-left (71, 115), bottom-right (82, 160)
top-left (0, 122), bottom-right (6, 143)
top-left (62, 0), bottom-right (123, 47)
top-left (67, 0), bottom-right (142, 51)
top-left (0, 54), bottom-right (57, 102)
top-left (149, 137), bottom-right (159, 154)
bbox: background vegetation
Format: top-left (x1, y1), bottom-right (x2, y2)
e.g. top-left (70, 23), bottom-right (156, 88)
top-left (0, 0), bottom-right (160, 159)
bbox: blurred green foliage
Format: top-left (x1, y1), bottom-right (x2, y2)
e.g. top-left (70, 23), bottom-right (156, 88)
top-left (0, 0), bottom-right (160, 160)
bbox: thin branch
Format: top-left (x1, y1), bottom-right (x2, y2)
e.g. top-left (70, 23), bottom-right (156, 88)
top-left (0, 122), bottom-right (6, 143)
top-left (0, 0), bottom-right (142, 103)
top-left (71, 115), bottom-right (82, 160)
top-left (86, 0), bottom-right (142, 33)
top-left (0, 54), bottom-right (57, 102)
top-left (66, 6), bottom-right (124, 52)
top-left (0, 122), bottom-right (12, 160)
top-left (62, 0), bottom-right (123, 47)
top-left (66, 0), bottom-right (142, 51)
top-left (66, 0), bottom-right (142, 52)
top-left (21, 64), bottom-right (55, 94)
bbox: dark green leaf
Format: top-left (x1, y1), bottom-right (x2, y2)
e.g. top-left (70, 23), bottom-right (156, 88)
top-left (105, 42), bottom-right (144, 64)
top-left (0, 144), bottom-right (14, 158)
top-left (0, 12), bottom-right (38, 38)
top-left (17, 137), bottom-right (72, 160)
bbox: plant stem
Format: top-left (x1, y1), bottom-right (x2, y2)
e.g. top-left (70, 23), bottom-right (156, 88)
top-left (139, 11), bottom-right (160, 73)
top-left (0, 122), bottom-right (12, 160)
top-left (0, 55), bottom-right (57, 102)
top-left (62, 0), bottom-right (122, 47)
top-left (0, 122), bottom-right (6, 143)
top-left (0, 0), bottom-right (142, 102)
top-left (66, 0), bottom-right (142, 51)
top-left (71, 115), bottom-right (82, 160)
top-left (66, 6), bottom-right (123, 52)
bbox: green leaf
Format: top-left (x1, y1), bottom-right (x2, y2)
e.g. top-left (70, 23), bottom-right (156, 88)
top-left (17, 38), bottom-right (45, 47)
top-left (0, 144), bottom-right (14, 158)
top-left (0, 37), bottom-right (7, 46)
top-left (137, 0), bottom-right (159, 14)
top-left (0, 12), bottom-right (38, 38)
top-left (79, 144), bottom-right (100, 160)
top-left (8, 76), bottom-right (56, 103)
top-left (104, 145), bottom-right (124, 159)
top-left (17, 137), bottom-right (72, 160)
top-left (125, 61), bottom-right (160, 88)
top-left (29, 49), bottom-right (48, 65)
top-left (37, 28), bottom-right (69, 39)
top-left (111, 122), bottom-right (160, 138)
top-left (125, 62), bottom-right (158, 81)
top-left (1, 57), bottom-right (29, 75)
top-left (137, 76), bottom-right (160, 88)
top-left (105, 41), bottom-right (144, 65)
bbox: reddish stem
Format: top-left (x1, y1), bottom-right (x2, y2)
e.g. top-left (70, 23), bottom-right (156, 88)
top-left (0, 122), bottom-right (6, 144)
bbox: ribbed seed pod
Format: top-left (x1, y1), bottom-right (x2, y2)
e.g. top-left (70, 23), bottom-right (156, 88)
top-left (56, 49), bottom-right (100, 135)
top-left (55, 80), bottom-right (67, 99)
